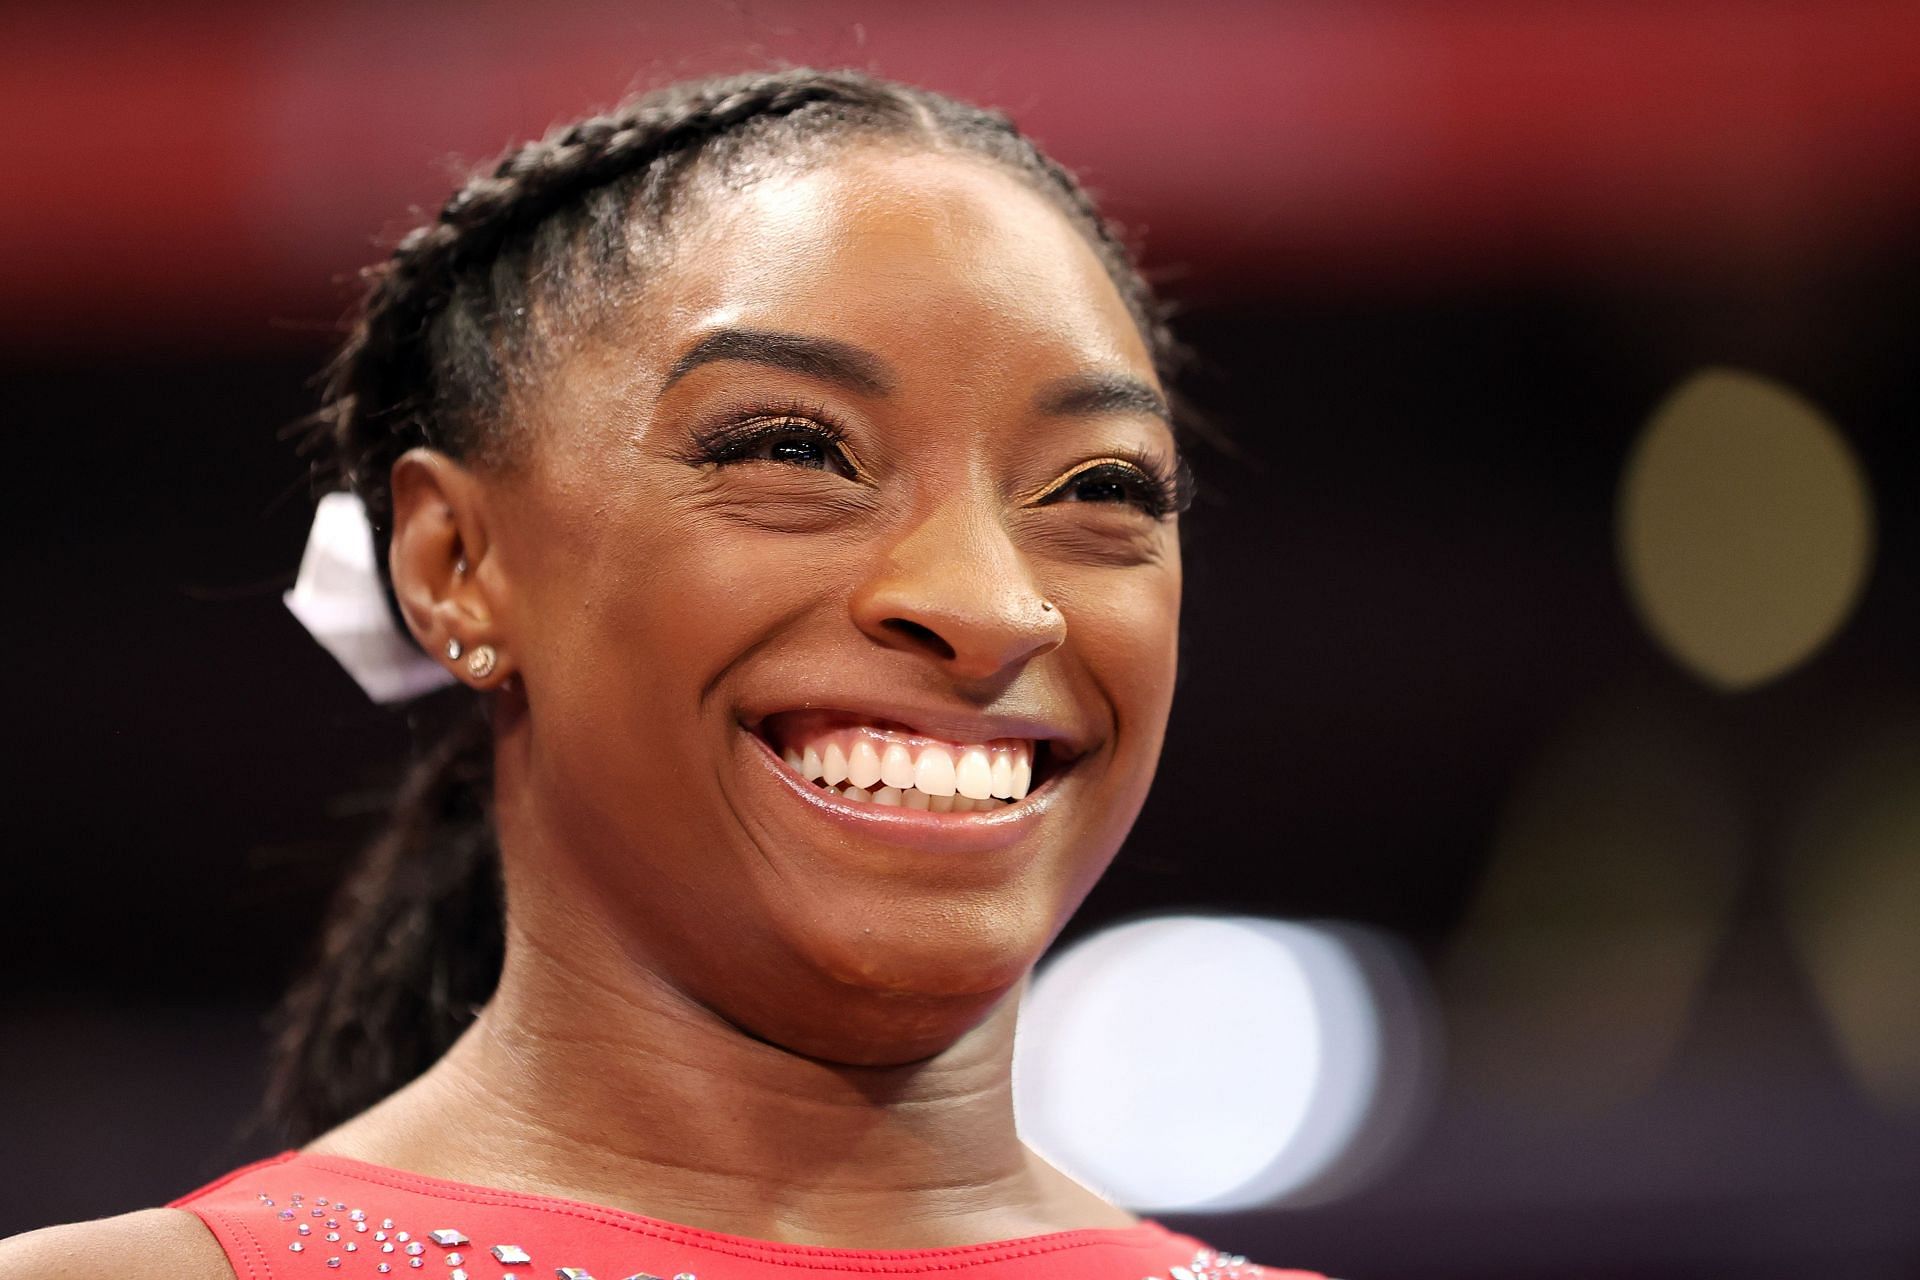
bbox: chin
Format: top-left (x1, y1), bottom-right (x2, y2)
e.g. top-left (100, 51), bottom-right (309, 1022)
top-left (752, 986), bottom-right (1015, 1068)
top-left (739, 908), bottom-right (1047, 1064)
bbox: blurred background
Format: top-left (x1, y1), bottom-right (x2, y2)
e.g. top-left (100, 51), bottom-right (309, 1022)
top-left (5, 2), bottom-right (1917, 1277)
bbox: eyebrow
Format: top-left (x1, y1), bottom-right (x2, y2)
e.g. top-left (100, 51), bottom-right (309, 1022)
top-left (660, 327), bottom-right (1169, 427)
top-left (660, 328), bottom-right (895, 397)
top-left (1032, 371), bottom-right (1172, 425)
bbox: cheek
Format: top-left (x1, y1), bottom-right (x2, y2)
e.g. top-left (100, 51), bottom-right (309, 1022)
top-left (1068, 556), bottom-right (1183, 756)
top-left (501, 480), bottom-right (824, 837)
top-left (521, 491), bottom-right (831, 708)
top-left (1045, 556), bottom-right (1181, 896)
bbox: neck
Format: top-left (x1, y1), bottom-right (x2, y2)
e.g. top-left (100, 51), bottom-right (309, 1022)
top-left (314, 902), bottom-right (1128, 1247)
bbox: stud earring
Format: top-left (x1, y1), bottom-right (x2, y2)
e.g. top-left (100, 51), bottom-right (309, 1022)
top-left (445, 638), bottom-right (463, 661)
top-left (454, 556), bottom-right (468, 576)
top-left (465, 644), bottom-right (497, 680)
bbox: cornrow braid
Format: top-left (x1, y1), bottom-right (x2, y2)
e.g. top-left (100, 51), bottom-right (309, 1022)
top-left (313, 70), bottom-right (919, 527)
top-left (266, 67), bottom-right (1179, 1142)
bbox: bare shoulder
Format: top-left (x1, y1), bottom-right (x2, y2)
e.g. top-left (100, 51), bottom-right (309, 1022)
top-left (0, 1207), bottom-right (235, 1279)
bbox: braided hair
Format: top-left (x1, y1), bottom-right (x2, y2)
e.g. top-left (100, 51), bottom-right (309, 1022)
top-left (264, 67), bottom-right (1180, 1141)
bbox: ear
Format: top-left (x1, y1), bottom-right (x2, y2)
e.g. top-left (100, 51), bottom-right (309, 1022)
top-left (389, 447), bottom-right (513, 688)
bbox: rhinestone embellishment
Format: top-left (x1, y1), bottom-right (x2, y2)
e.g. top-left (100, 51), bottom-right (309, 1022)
top-left (1147, 1248), bottom-right (1263, 1280)
top-left (256, 1186), bottom-right (711, 1280)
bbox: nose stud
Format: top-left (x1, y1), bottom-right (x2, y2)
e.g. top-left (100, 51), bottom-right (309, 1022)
top-left (1040, 599), bottom-right (1056, 612)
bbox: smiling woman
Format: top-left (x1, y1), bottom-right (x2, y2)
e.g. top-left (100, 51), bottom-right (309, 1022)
top-left (1, 69), bottom-right (1321, 1280)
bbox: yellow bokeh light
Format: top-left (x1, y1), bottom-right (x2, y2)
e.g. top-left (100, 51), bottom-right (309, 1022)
top-left (1618, 368), bottom-right (1873, 690)
top-left (1780, 720), bottom-right (1920, 1115)
top-left (1444, 693), bottom-right (1745, 1114)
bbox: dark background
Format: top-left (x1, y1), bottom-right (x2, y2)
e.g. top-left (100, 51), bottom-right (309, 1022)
top-left (6, 3), bottom-right (1918, 1277)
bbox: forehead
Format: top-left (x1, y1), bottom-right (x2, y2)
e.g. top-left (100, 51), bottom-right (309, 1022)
top-left (640, 144), bottom-right (1156, 385)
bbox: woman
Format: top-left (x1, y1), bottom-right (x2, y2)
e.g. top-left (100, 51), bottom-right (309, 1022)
top-left (3, 69), bottom-right (1322, 1279)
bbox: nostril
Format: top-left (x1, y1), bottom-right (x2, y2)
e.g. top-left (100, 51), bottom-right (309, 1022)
top-left (881, 618), bottom-right (955, 661)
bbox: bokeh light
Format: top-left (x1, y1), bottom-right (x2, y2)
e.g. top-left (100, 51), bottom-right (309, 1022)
top-left (1013, 914), bottom-right (1437, 1211)
top-left (1444, 693), bottom-right (1746, 1113)
top-left (1780, 715), bottom-right (1920, 1116)
top-left (1618, 367), bottom-right (1873, 690)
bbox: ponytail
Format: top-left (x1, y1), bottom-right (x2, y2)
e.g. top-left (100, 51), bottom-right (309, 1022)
top-left (261, 696), bottom-right (502, 1141)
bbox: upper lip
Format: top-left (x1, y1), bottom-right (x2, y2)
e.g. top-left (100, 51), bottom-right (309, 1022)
top-left (740, 696), bottom-right (1094, 762)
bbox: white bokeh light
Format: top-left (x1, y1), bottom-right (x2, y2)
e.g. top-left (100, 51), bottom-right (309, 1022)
top-left (1013, 914), bottom-right (1432, 1212)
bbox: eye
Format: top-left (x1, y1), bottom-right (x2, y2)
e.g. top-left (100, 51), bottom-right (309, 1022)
top-left (693, 415), bottom-right (858, 479)
top-left (1037, 460), bottom-right (1183, 519)
top-left (749, 426), bottom-right (840, 470)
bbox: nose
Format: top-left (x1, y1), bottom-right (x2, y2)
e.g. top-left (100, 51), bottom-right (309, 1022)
top-left (850, 501), bottom-right (1066, 682)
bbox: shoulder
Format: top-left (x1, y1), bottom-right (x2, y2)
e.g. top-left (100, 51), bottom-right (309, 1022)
top-left (0, 1207), bottom-right (236, 1279)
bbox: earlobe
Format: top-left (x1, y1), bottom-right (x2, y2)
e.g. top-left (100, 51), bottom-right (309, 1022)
top-left (388, 448), bottom-right (512, 687)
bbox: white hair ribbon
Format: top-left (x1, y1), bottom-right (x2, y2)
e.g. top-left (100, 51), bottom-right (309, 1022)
top-left (283, 491), bottom-right (458, 703)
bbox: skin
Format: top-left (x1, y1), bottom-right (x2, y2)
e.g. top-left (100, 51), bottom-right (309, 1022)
top-left (0, 144), bottom-right (1182, 1273)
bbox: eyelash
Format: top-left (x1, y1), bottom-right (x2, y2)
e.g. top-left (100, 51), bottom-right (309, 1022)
top-left (688, 401), bottom-right (1189, 519)
top-left (1035, 450), bottom-right (1190, 520)
top-left (686, 400), bottom-right (858, 476)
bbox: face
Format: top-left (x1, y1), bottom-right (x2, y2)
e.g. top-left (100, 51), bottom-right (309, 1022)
top-left (472, 145), bottom-right (1181, 1063)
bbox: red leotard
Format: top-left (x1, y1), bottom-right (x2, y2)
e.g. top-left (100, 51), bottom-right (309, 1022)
top-left (170, 1151), bottom-right (1324, 1280)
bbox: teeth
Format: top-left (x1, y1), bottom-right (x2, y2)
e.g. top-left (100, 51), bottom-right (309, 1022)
top-left (990, 752), bottom-right (1014, 799)
top-left (847, 739), bottom-right (883, 789)
top-left (913, 746), bottom-right (957, 796)
top-left (880, 743), bottom-right (917, 790)
top-left (774, 724), bottom-right (1043, 810)
top-left (821, 742), bottom-right (849, 788)
top-left (812, 782), bottom-right (1014, 811)
top-left (956, 748), bottom-right (993, 800)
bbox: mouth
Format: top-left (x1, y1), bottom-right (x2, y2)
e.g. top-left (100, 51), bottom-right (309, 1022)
top-left (748, 709), bottom-right (1072, 813)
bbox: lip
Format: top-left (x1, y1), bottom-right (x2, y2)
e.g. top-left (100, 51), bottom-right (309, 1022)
top-left (740, 728), bottom-right (1071, 854)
